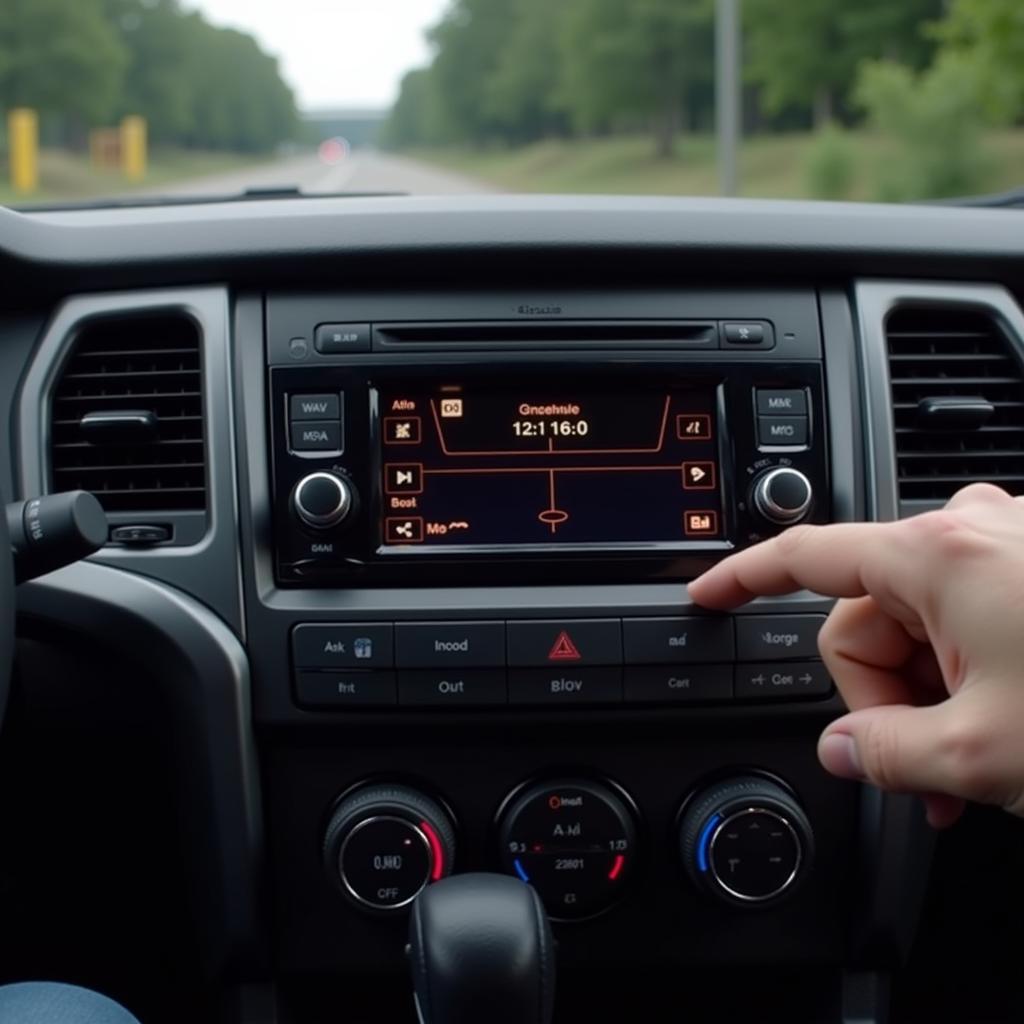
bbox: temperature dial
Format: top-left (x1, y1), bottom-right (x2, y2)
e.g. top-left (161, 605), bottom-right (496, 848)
top-left (752, 467), bottom-right (813, 526)
top-left (679, 775), bottom-right (814, 905)
top-left (497, 778), bottom-right (637, 920)
top-left (323, 784), bottom-right (456, 911)
top-left (292, 471), bottom-right (354, 530)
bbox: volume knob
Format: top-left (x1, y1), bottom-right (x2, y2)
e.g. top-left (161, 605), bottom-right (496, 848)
top-left (292, 471), bottom-right (353, 530)
top-left (752, 467), bottom-right (812, 526)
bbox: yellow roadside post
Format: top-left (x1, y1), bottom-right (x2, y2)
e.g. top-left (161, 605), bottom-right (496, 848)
top-left (8, 108), bottom-right (39, 194)
top-left (120, 115), bottom-right (147, 182)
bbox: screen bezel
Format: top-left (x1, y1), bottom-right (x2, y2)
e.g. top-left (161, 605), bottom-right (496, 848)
top-left (270, 354), bottom-right (828, 587)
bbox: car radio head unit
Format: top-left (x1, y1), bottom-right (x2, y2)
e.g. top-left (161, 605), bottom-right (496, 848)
top-left (269, 346), bottom-right (828, 587)
top-left (376, 384), bottom-right (722, 548)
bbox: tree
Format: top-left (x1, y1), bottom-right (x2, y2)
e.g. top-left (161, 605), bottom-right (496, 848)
top-left (936, 0), bottom-right (1024, 120)
top-left (425, 0), bottom-right (524, 143)
top-left (103, 0), bottom-right (198, 144)
top-left (482, 0), bottom-right (571, 142)
top-left (744, 0), bottom-right (945, 128)
top-left (181, 18), bottom-right (297, 152)
top-left (104, 0), bottom-right (297, 152)
top-left (382, 69), bottom-right (445, 148)
top-left (855, 54), bottom-right (993, 200)
top-left (559, 0), bottom-right (714, 157)
top-left (0, 0), bottom-right (127, 128)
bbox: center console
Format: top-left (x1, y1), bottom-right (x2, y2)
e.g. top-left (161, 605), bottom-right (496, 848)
top-left (235, 287), bottom-right (900, 1012)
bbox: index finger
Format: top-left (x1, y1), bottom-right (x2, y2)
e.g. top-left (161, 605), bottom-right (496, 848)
top-left (687, 521), bottom-right (907, 609)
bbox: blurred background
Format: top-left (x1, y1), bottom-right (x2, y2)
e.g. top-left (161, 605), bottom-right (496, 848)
top-left (1, 0), bottom-right (1022, 206)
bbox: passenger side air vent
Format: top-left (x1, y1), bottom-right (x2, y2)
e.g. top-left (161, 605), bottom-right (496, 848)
top-left (49, 314), bottom-right (207, 512)
top-left (887, 307), bottom-right (1024, 503)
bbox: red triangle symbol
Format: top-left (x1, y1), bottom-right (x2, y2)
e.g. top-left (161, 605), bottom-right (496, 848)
top-left (548, 630), bottom-right (582, 661)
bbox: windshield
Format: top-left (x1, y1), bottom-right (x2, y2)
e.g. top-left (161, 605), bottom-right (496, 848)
top-left (2, 0), bottom-right (1022, 208)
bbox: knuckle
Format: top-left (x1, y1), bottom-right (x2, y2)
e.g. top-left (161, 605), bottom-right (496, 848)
top-left (948, 482), bottom-right (1008, 506)
top-left (857, 716), bottom-right (902, 791)
top-left (774, 523), bottom-right (816, 559)
top-left (816, 605), bottom-right (848, 663)
top-left (902, 509), bottom-right (991, 561)
top-left (937, 712), bottom-right (1001, 801)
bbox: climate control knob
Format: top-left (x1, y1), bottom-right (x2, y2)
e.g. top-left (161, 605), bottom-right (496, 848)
top-left (752, 467), bottom-right (813, 526)
top-left (323, 784), bottom-right (456, 911)
top-left (679, 775), bottom-right (814, 905)
top-left (497, 778), bottom-right (637, 920)
top-left (292, 471), bottom-right (354, 530)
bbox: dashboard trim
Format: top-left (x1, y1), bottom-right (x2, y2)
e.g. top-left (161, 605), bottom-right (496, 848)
top-left (15, 560), bottom-right (268, 979)
top-left (15, 286), bottom-right (245, 636)
top-left (854, 279), bottom-right (1024, 521)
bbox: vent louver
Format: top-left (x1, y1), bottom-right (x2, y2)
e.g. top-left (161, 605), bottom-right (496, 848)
top-left (887, 307), bottom-right (1024, 503)
top-left (49, 314), bottom-right (207, 512)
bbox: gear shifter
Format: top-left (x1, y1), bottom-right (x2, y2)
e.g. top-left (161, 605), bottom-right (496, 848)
top-left (408, 874), bottom-right (556, 1024)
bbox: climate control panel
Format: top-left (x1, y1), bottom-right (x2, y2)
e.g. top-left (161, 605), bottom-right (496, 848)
top-left (321, 773), bottom-right (815, 917)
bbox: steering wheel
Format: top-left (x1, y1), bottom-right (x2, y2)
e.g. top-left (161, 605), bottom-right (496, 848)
top-left (0, 484), bottom-right (12, 727)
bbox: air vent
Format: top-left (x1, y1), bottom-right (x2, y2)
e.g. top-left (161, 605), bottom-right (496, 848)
top-left (887, 306), bottom-right (1024, 503)
top-left (50, 314), bottom-right (207, 512)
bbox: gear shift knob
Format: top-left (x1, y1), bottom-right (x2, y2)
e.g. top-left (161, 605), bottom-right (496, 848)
top-left (408, 873), bottom-right (555, 1024)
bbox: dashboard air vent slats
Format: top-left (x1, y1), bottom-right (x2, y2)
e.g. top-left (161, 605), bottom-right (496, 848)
top-left (49, 315), bottom-right (207, 512)
top-left (887, 307), bottom-right (1024, 503)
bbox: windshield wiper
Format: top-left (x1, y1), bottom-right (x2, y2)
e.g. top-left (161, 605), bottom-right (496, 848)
top-left (11, 186), bottom-right (407, 213)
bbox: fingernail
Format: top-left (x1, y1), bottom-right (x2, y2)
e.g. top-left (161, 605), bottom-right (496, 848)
top-left (819, 732), bottom-right (865, 781)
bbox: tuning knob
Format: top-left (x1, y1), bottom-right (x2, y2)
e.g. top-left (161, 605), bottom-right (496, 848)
top-left (752, 467), bottom-right (813, 526)
top-left (323, 784), bottom-right (457, 911)
top-left (292, 471), bottom-right (354, 530)
top-left (679, 775), bottom-right (814, 905)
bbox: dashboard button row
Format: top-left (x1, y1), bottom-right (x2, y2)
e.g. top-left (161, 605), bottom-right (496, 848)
top-left (293, 663), bottom-right (833, 709)
top-left (292, 614), bottom-right (825, 671)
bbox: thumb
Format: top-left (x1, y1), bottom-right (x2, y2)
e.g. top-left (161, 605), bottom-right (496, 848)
top-left (818, 703), bottom-right (974, 801)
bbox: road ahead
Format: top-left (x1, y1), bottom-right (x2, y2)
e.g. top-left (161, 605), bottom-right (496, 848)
top-left (152, 148), bottom-right (496, 198)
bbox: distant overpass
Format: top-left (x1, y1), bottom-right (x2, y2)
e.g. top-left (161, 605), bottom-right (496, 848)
top-left (301, 108), bottom-right (388, 148)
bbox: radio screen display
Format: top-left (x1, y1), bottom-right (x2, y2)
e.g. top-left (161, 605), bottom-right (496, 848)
top-left (376, 386), bottom-right (723, 547)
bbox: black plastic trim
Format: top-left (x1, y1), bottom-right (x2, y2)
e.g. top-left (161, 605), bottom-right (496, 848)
top-left (2, 198), bottom-right (1024, 302)
top-left (15, 287), bottom-right (244, 635)
top-left (15, 560), bottom-right (268, 979)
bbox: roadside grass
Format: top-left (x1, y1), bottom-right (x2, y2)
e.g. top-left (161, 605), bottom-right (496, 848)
top-left (409, 129), bottom-right (1024, 200)
top-left (0, 148), bottom-right (274, 206)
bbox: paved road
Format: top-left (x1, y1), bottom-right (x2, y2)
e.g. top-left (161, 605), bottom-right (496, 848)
top-left (151, 148), bottom-right (496, 198)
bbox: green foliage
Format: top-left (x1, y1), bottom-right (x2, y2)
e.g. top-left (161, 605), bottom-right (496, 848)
top-left (935, 0), bottom-right (1024, 121)
top-left (385, 0), bottom-right (955, 155)
top-left (559, 0), bottom-right (713, 156)
top-left (0, 0), bottom-right (297, 151)
top-left (744, 0), bottom-right (945, 127)
top-left (803, 122), bottom-right (857, 199)
top-left (0, 0), bottom-right (127, 125)
top-left (385, 0), bottom-right (714, 157)
top-left (854, 55), bottom-right (994, 201)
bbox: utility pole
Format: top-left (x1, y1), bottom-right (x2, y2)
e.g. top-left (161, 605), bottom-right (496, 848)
top-left (716, 0), bottom-right (741, 197)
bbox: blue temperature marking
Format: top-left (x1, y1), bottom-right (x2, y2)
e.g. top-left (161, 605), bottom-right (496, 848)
top-left (513, 858), bottom-right (530, 883)
top-left (697, 814), bottom-right (721, 873)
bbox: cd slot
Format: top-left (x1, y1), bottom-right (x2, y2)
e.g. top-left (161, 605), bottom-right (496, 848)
top-left (374, 320), bottom-right (718, 350)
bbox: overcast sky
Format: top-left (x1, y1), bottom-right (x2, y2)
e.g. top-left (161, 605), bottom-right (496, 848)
top-left (188, 0), bottom-right (450, 111)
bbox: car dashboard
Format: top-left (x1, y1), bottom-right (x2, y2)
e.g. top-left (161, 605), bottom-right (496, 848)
top-left (1, 195), bottom-right (1024, 1024)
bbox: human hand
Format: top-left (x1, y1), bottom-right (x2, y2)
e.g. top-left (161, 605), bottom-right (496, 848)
top-left (688, 483), bottom-right (1024, 828)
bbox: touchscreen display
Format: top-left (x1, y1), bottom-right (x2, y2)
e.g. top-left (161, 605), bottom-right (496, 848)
top-left (377, 386), bottom-right (723, 547)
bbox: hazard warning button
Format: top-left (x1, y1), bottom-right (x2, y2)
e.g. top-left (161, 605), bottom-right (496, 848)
top-left (506, 619), bottom-right (623, 667)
